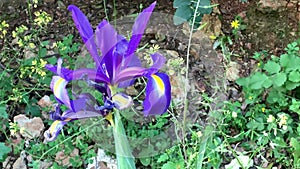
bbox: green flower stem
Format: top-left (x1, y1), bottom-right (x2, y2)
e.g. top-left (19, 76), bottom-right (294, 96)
top-left (113, 109), bottom-right (136, 169)
top-left (110, 86), bottom-right (136, 169)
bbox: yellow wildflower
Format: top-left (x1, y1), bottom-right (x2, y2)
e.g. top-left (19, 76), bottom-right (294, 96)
top-left (209, 35), bottom-right (216, 40)
top-left (261, 107), bottom-right (266, 112)
top-left (231, 19), bottom-right (240, 29)
top-left (12, 31), bottom-right (17, 38)
top-left (196, 131), bottom-right (202, 137)
top-left (40, 59), bottom-right (47, 67)
top-left (29, 42), bottom-right (36, 49)
top-left (0, 20), bottom-right (9, 38)
top-left (34, 11), bottom-right (52, 27)
top-left (32, 60), bottom-right (37, 65)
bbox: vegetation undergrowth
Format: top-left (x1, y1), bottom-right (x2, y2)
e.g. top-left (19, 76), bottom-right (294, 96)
top-left (0, 0), bottom-right (299, 169)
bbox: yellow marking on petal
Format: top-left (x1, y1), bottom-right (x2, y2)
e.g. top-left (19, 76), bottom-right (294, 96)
top-left (105, 112), bottom-right (114, 127)
top-left (49, 120), bottom-right (61, 134)
top-left (112, 94), bottom-right (132, 109)
top-left (151, 74), bottom-right (165, 96)
top-left (65, 118), bottom-right (72, 122)
top-left (54, 77), bottom-right (66, 99)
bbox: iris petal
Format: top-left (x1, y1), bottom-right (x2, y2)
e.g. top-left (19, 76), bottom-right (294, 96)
top-left (150, 53), bottom-right (166, 71)
top-left (96, 20), bottom-right (118, 59)
top-left (44, 120), bottom-right (68, 142)
top-left (143, 72), bottom-right (171, 116)
top-left (68, 5), bottom-right (100, 67)
top-left (68, 5), bottom-right (93, 43)
top-left (50, 76), bottom-right (71, 109)
top-left (112, 93), bottom-right (133, 110)
top-left (126, 2), bottom-right (156, 60)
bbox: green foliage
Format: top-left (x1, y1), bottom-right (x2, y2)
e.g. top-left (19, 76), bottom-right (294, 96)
top-left (0, 142), bottom-right (11, 161)
top-left (234, 40), bottom-right (300, 168)
top-left (173, 0), bottom-right (213, 28)
top-left (0, 106), bottom-right (8, 119)
top-left (291, 138), bottom-right (300, 168)
top-left (237, 41), bottom-right (300, 104)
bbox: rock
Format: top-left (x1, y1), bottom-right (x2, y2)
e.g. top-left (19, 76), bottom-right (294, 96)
top-left (12, 157), bottom-right (27, 169)
top-left (182, 14), bottom-right (222, 43)
top-left (125, 85), bottom-right (139, 96)
top-left (39, 161), bottom-right (53, 169)
top-left (226, 62), bottom-right (241, 81)
top-left (257, 0), bottom-right (288, 12)
top-left (55, 148), bottom-right (79, 166)
top-left (3, 156), bottom-right (14, 169)
top-left (44, 0), bottom-right (55, 3)
top-left (165, 50), bottom-right (179, 58)
top-left (24, 50), bottom-right (35, 59)
top-left (12, 152), bottom-right (27, 169)
top-left (57, 0), bottom-right (66, 9)
top-left (13, 114), bottom-right (44, 139)
top-left (86, 148), bottom-right (117, 169)
top-left (37, 95), bottom-right (53, 108)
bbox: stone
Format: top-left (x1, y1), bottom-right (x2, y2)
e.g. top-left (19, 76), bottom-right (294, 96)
top-left (37, 95), bottom-right (52, 108)
top-left (257, 0), bottom-right (288, 12)
top-left (12, 152), bottom-right (27, 169)
top-left (125, 85), bottom-right (139, 96)
top-left (24, 50), bottom-right (35, 59)
top-left (55, 148), bottom-right (79, 166)
top-left (13, 114), bottom-right (44, 139)
top-left (3, 156), bottom-right (14, 169)
top-left (86, 148), bottom-right (117, 169)
top-left (165, 50), bottom-right (179, 58)
top-left (38, 161), bottom-right (53, 169)
top-left (226, 62), bottom-right (241, 81)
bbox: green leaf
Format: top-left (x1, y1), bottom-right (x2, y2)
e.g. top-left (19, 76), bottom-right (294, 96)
top-left (291, 138), bottom-right (300, 167)
top-left (280, 54), bottom-right (300, 71)
top-left (173, 5), bottom-right (193, 25)
top-left (140, 158), bottom-right (151, 166)
top-left (249, 72), bottom-right (269, 89)
top-left (198, 0), bottom-right (212, 14)
top-left (162, 162), bottom-right (177, 169)
top-left (0, 106), bottom-right (8, 119)
top-left (173, 0), bottom-right (191, 8)
top-left (288, 71), bottom-right (300, 82)
top-left (0, 142), bottom-right (11, 161)
top-left (157, 153), bottom-right (169, 163)
top-left (271, 73), bottom-right (287, 87)
top-left (236, 77), bottom-right (250, 88)
top-left (263, 61), bottom-right (280, 74)
top-left (285, 81), bottom-right (300, 90)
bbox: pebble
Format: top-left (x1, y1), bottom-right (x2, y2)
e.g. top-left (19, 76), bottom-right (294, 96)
top-left (86, 148), bottom-right (117, 169)
top-left (13, 114), bottom-right (44, 139)
top-left (55, 148), bottom-right (79, 166)
top-left (37, 95), bottom-right (53, 108)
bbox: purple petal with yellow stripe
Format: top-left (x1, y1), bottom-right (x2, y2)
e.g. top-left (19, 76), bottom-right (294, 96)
top-left (143, 72), bottom-right (171, 116)
top-left (50, 76), bottom-right (71, 109)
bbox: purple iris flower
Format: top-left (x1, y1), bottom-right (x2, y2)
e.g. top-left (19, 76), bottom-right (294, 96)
top-left (44, 1), bottom-right (171, 142)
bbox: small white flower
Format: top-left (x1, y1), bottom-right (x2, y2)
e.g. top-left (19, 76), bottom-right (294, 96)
top-left (263, 131), bottom-right (268, 137)
top-left (267, 115), bottom-right (275, 123)
top-left (282, 125), bottom-right (288, 131)
top-left (232, 111), bottom-right (238, 118)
